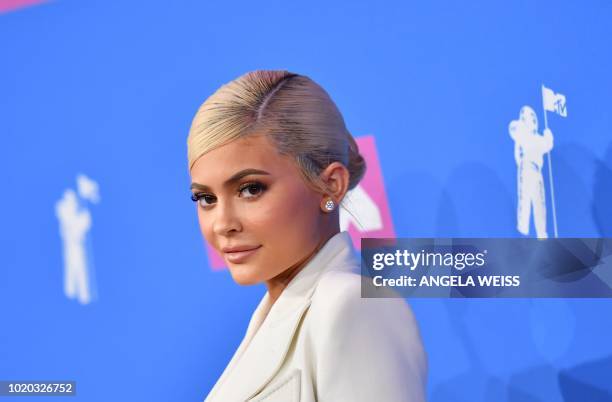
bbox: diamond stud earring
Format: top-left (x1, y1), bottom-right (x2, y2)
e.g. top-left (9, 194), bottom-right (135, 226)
top-left (324, 199), bottom-right (335, 212)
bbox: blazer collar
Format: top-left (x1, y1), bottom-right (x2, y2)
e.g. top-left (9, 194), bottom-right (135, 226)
top-left (208, 230), bottom-right (359, 402)
top-left (262, 230), bottom-right (359, 326)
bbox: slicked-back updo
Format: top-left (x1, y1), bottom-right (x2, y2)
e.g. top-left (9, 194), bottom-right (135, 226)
top-left (187, 70), bottom-right (366, 199)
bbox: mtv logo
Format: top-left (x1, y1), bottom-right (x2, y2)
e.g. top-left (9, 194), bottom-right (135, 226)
top-left (554, 96), bottom-right (567, 117)
top-left (542, 85), bottom-right (567, 118)
top-left (205, 135), bottom-right (395, 271)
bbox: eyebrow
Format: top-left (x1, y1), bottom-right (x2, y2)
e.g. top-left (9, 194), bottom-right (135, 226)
top-left (190, 168), bottom-right (271, 192)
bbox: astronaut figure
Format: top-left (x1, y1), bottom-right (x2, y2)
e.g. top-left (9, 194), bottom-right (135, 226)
top-left (509, 106), bottom-right (554, 239)
top-left (56, 189), bottom-right (92, 304)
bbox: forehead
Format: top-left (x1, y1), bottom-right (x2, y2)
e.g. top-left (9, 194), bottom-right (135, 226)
top-left (190, 134), bottom-right (293, 182)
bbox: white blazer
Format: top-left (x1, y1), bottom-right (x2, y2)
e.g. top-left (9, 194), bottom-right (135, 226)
top-left (204, 231), bottom-right (428, 402)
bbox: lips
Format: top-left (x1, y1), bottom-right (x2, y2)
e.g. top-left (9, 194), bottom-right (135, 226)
top-left (221, 245), bottom-right (260, 253)
top-left (222, 245), bottom-right (262, 263)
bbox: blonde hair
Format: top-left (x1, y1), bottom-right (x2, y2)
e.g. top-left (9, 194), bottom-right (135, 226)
top-left (187, 70), bottom-right (366, 197)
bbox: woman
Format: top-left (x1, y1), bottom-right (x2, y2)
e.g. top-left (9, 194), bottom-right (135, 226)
top-left (187, 70), bottom-right (427, 402)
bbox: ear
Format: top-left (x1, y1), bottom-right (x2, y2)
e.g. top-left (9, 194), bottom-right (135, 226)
top-left (319, 161), bottom-right (350, 207)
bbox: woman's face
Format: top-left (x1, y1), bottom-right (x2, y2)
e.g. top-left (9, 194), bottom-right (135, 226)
top-left (190, 133), bottom-right (325, 285)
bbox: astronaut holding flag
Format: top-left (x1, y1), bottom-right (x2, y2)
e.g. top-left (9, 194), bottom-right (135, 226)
top-left (55, 173), bottom-right (100, 305)
top-left (509, 85), bottom-right (566, 239)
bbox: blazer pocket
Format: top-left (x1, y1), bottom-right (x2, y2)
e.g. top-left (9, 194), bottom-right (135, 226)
top-left (248, 369), bottom-right (301, 402)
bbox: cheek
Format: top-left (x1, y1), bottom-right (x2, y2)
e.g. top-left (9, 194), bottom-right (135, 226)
top-left (196, 206), bottom-right (213, 240)
top-left (256, 190), bottom-right (322, 262)
top-left (249, 186), bottom-right (319, 228)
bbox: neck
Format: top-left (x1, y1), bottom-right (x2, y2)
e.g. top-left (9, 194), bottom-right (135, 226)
top-left (265, 225), bottom-right (339, 305)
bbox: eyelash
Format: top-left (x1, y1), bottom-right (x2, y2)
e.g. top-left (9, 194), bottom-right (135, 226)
top-left (190, 182), bottom-right (268, 208)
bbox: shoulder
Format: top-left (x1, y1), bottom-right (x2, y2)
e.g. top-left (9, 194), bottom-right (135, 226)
top-left (309, 269), bottom-right (422, 341)
top-left (310, 268), bottom-right (362, 314)
top-left (305, 269), bottom-right (428, 401)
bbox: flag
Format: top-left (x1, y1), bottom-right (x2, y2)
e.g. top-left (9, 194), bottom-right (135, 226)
top-left (542, 85), bottom-right (567, 117)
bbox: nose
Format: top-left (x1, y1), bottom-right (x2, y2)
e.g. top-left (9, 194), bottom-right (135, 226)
top-left (212, 199), bottom-right (242, 236)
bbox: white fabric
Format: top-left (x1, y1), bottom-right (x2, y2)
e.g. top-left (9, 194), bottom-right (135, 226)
top-left (204, 230), bottom-right (428, 402)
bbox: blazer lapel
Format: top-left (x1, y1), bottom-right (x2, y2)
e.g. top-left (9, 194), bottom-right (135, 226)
top-left (205, 292), bottom-right (273, 402)
top-left (208, 231), bottom-right (359, 402)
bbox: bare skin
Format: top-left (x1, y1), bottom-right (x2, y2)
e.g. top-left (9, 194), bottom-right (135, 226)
top-left (190, 133), bottom-right (350, 305)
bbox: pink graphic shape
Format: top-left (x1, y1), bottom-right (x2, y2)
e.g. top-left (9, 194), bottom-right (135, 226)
top-left (205, 135), bottom-right (395, 271)
top-left (345, 135), bottom-right (396, 249)
top-left (206, 242), bottom-right (226, 272)
top-left (0, 0), bottom-right (48, 14)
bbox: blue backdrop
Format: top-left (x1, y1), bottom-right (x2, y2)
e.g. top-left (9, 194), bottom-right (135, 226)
top-left (1, 0), bottom-right (611, 401)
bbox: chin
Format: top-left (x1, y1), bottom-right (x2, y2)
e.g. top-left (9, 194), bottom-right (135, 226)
top-left (227, 265), bottom-right (261, 286)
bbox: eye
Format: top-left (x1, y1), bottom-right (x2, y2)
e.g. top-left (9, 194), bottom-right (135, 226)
top-left (190, 182), bottom-right (267, 210)
top-left (239, 182), bottom-right (267, 199)
top-left (191, 193), bottom-right (216, 208)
